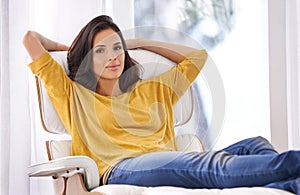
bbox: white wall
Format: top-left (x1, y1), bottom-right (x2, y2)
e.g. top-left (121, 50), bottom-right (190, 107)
top-left (286, 0), bottom-right (300, 150)
top-left (268, 0), bottom-right (289, 152)
top-left (105, 0), bottom-right (134, 31)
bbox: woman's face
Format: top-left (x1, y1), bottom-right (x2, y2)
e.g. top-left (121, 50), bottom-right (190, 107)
top-left (92, 28), bottom-right (125, 81)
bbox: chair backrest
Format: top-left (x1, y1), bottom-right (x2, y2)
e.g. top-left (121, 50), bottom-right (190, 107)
top-left (36, 50), bottom-right (208, 160)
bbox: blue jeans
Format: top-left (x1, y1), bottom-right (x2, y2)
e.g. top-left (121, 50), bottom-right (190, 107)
top-left (107, 136), bottom-right (300, 194)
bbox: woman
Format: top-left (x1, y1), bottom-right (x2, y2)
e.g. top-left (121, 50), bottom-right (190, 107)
top-left (23, 15), bottom-right (300, 194)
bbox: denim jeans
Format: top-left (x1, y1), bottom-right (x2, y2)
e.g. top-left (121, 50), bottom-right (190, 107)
top-left (107, 136), bottom-right (300, 194)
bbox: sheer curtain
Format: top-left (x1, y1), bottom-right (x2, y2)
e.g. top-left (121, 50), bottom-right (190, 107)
top-left (1, 0), bottom-right (31, 194)
top-left (1, 0), bottom-right (104, 194)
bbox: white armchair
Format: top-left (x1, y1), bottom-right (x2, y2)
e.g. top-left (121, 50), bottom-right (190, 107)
top-left (27, 50), bottom-right (293, 195)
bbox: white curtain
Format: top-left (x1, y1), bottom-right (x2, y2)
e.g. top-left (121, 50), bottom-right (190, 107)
top-left (1, 0), bottom-right (105, 194)
top-left (0, 0), bottom-right (11, 193)
top-left (1, 0), bottom-right (31, 194)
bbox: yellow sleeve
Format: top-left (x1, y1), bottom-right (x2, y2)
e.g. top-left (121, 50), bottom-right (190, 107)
top-left (28, 52), bottom-right (74, 133)
top-left (150, 49), bottom-right (208, 105)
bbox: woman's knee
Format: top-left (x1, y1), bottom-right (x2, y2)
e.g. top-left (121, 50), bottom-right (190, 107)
top-left (249, 136), bottom-right (269, 143)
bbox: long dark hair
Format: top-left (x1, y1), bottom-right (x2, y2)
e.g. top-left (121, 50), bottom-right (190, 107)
top-left (67, 15), bottom-right (141, 92)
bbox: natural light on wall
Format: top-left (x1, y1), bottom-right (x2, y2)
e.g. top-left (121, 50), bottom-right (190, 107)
top-left (29, 0), bottom-right (105, 45)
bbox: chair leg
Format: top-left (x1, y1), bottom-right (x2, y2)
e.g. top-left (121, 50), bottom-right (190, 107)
top-left (65, 173), bottom-right (103, 195)
top-left (53, 177), bottom-right (66, 195)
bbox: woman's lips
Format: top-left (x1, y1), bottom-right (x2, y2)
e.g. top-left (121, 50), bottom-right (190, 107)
top-left (106, 64), bottom-right (120, 70)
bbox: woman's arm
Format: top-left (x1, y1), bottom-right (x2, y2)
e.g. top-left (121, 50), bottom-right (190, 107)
top-left (23, 31), bottom-right (69, 61)
top-left (126, 38), bottom-right (200, 63)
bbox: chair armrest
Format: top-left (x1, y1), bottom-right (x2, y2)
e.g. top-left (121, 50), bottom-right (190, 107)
top-left (28, 156), bottom-right (99, 190)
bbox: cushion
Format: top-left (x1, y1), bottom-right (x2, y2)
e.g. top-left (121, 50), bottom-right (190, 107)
top-left (46, 140), bottom-right (71, 160)
top-left (92, 184), bottom-right (293, 195)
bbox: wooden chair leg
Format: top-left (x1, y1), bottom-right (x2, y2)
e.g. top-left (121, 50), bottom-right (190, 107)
top-left (53, 177), bottom-right (66, 195)
top-left (66, 174), bottom-right (103, 195)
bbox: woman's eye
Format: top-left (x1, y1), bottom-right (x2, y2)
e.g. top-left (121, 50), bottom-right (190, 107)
top-left (95, 48), bottom-right (105, 54)
top-left (114, 45), bottom-right (122, 51)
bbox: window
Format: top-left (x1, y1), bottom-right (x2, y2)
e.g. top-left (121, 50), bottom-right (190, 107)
top-left (134, 0), bottom-right (270, 149)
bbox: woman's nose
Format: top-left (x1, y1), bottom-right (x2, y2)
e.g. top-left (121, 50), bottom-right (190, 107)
top-left (108, 52), bottom-right (117, 61)
top-left (108, 56), bottom-right (116, 61)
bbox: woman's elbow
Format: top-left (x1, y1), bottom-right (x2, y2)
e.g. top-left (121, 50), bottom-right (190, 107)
top-left (22, 30), bottom-right (35, 47)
